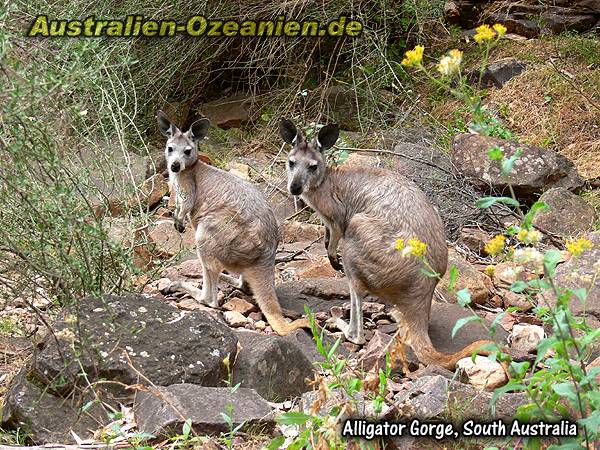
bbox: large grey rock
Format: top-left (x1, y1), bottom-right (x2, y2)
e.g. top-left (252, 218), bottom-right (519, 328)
top-left (232, 330), bottom-right (315, 401)
top-left (452, 133), bottom-right (584, 200)
top-left (276, 278), bottom-right (352, 314)
top-left (466, 59), bottom-right (527, 88)
top-left (394, 375), bottom-right (527, 422)
top-left (532, 187), bottom-right (596, 237)
top-left (31, 295), bottom-right (237, 398)
top-left (134, 385), bottom-right (274, 436)
top-left (1, 368), bottom-right (109, 444)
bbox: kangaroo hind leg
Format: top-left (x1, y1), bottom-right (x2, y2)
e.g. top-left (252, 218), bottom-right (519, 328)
top-left (331, 282), bottom-right (366, 345)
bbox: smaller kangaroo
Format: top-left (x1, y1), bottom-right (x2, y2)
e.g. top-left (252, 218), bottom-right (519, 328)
top-left (279, 118), bottom-right (493, 369)
top-left (157, 111), bottom-right (308, 335)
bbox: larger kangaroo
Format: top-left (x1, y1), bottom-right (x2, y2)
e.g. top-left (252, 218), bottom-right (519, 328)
top-left (157, 111), bottom-right (308, 335)
top-left (279, 118), bottom-right (492, 369)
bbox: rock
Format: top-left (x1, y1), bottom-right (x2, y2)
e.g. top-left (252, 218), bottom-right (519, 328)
top-left (148, 219), bottom-right (196, 257)
top-left (511, 324), bottom-right (544, 353)
top-left (282, 328), bottom-right (348, 363)
top-left (140, 173), bottom-right (169, 208)
top-left (493, 261), bottom-right (533, 286)
top-left (393, 375), bottom-right (526, 422)
top-left (1, 368), bottom-right (109, 444)
top-left (438, 249), bottom-right (490, 304)
top-left (200, 94), bottom-right (251, 129)
top-left (359, 331), bottom-right (419, 372)
top-left (457, 356), bottom-right (508, 391)
top-left (280, 222), bottom-right (324, 243)
top-left (307, 85), bottom-right (362, 131)
top-left (458, 227), bottom-right (490, 255)
top-left (30, 295), bottom-right (237, 398)
top-left (255, 320), bottom-right (266, 330)
top-left (532, 187), bottom-right (596, 237)
top-left (275, 278), bottom-right (351, 314)
top-left (388, 128), bottom-right (513, 240)
top-left (161, 258), bottom-right (203, 281)
top-left (228, 162), bottom-right (251, 181)
top-left (134, 385), bottom-right (274, 436)
top-left (341, 153), bottom-right (382, 169)
top-left (232, 330), bottom-right (315, 401)
top-left (465, 59), bottom-right (527, 88)
top-left (222, 297), bottom-right (256, 315)
top-left (224, 310), bottom-right (249, 328)
top-left (502, 290), bottom-right (533, 312)
top-left (452, 134), bottom-right (584, 200)
top-left (289, 256), bottom-right (341, 279)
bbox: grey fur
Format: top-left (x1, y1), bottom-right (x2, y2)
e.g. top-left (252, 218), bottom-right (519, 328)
top-left (280, 118), bottom-right (491, 368)
top-left (157, 111), bottom-right (308, 335)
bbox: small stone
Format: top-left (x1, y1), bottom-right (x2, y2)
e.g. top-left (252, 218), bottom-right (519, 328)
top-left (254, 320), bottom-right (266, 330)
top-left (223, 311), bottom-right (249, 327)
top-left (342, 342), bottom-right (361, 353)
top-left (457, 356), bottom-right (508, 391)
top-left (458, 227), bottom-right (491, 255)
top-left (511, 324), bottom-right (544, 353)
top-left (376, 319), bottom-right (392, 326)
top-left (248, 311), bottom-right (263, 322)
top-left (222, 297), bottom-right (256, 315)
top-left (503, 291), bottom-right (533, 312)
top-left (362, 302), bottom-right (386, 315)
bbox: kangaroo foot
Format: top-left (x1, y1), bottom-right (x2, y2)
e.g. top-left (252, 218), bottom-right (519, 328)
top-left (166, 281), bottom-right (220, 308)
top-left (268, 317), bottom-right (310, 336)
top-left (330, 317), bottom-right (366, 345)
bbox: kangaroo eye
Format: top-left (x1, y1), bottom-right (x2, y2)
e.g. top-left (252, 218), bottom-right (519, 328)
top-left (308, 164), bottom-right (318, 172)
top-left (288, 160), bottom-right (295, 168)
top-left (167, 146), bottom-right (174, 153)
top-left (184, 149), bottom-right (191, 156)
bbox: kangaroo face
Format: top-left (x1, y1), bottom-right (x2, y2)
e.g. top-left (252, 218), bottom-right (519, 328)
top-left (156, 111), bottom-right (210, 174)
top-left (279, 118), bottom-right (339, 196)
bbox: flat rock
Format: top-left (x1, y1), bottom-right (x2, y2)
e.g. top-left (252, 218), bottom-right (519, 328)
top-left (1, 368), bottom-right (109, 444)
top-left (457, 355), bottom-right (508, 391)
top-left (438, 249), bottom-right (491, 304)
top-left (222, 297), bottom-right (256, 315)
top-left (134, 385), bottom-right (274, 436)
top-left (275, 278), bottom-right (351, 314)
top-left (200, 94), bottom-right (251, 129)
top-left (452, 134), bottom-right (584, 200)
top-left (148, 219), bottom-right (196, 257)
top-left (31, 295), bottom-right (237, 398)
top-left (466, 59), bottom-right (527, 88)
top-left (232, 330), bottom-right (316, 401)
top-left (532, 187), bottom-right (596, 237)
top-left (511, 324), bottom-right (544, 354)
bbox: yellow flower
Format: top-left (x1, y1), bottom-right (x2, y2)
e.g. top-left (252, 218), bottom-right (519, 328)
top-left (407, 238), bottom-right (427, 257)
top-left (484, 265), bottom-right (495, 276)
top-left (484, 234), bottom-right (506, 256)
top-left (474, 24), bottom-right (496, 44)
top-left (395, 238), bottom-right (405, 251)
top-left (516, 228), bottom-right (542, 245)
top-left (493, 23), bottom-right (507, 37)
top-left (437, 49), bottom-right (463, 76)
top-left (401, 45), bottom-right (424, 67)
top-left (397, 237), bottom-right (427, 257)
top-left (565, 237), bottom-right (593, 257)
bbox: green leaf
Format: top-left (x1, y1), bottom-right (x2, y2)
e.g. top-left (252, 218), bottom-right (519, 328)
top-left (500, 148), bottom-right (523, 176)
top-left (543, 250), bottom-right (562, 278)
top-left (327, 337), bottom-right (342, 360)
top-left (510, 280), bottom-right (528, 293)
top-left (276, 411), bottom-right (313, 426)
top-left (182, 418), bottom-right (192, 437)
top-left (447, 265), bottom-right (458, 292)
top-left (266, 436), bottom-right (285, 450)
top-left (487, 146), bottom-right (504, 161)
top-left (535, 336), bottom-right (558, 365)
top-left (522, 201), bottom-right (548, 229)
top-left (456, 288), bottom-right (471, 307)
top-left (451, 316), bottom-right (479, 338)
top-left (552, 382), bottom-right (578, 404)
top-left (475, 196), bottom-right (520, 209)
top-left (508, 360), bottom-right (530, 379)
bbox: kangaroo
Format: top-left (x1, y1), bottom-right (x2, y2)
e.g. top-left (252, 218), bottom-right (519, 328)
top-left (279, 118), bottom-right (493, 369)
top-left (156, 111), bottom-right (308, 335)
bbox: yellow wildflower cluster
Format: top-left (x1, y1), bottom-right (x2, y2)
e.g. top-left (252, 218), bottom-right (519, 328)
top-left (484, 265), bottom-right (495, 276)
top-left (401, 45), bottom-right (424, 67)
top-left (565, 237), bottom-right (593, 257)
top-left (484, 234), bottom-right (506, 256)
top-left (396, 237), bottom-right (428, 258)
top-left (437, 49), bottom-right (463, 76)
top-left (516, 228), bottom-right (542, 245)
top-left (473, 23), bottom-right (506, 44)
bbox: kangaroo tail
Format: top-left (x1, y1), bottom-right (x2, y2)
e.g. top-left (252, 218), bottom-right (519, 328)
top-left (243, 267), bottom-right (309, 335)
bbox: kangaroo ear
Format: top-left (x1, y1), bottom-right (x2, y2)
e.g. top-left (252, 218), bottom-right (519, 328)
top-left (188, 118), bottom-right (210, 143)
top-left (279, 117), bottom-right (299, 145)
top-left (317, 123), bottom-right (339, 150)
top-left (157, 110), bottom-right (177, 136)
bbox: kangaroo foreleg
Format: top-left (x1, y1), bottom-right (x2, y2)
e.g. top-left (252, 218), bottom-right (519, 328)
top-left (325, 226), bottom-right (343, 272)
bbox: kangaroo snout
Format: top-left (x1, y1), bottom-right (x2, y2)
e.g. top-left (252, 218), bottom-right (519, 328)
top-left (289, 182), bottom-right (303, 196)
top-left (170, 161), bottom-right (181, 173)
